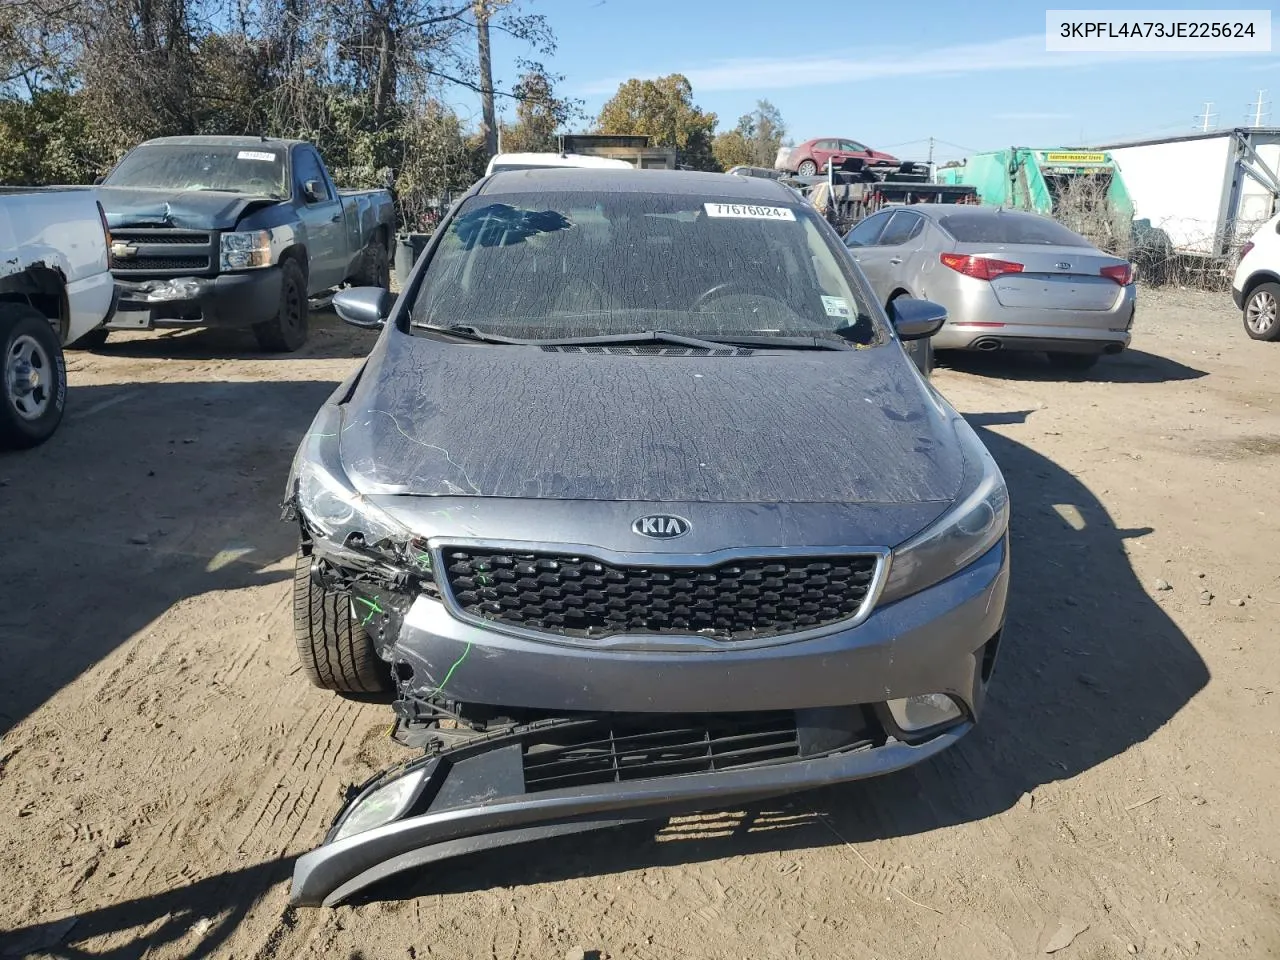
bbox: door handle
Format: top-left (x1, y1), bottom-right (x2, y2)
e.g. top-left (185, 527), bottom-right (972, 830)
top-left (889, 257), bottom-right (903, 265)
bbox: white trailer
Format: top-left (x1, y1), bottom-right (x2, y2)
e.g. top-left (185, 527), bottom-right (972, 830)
top-left (1091, 127), bottom-right (1280, 261)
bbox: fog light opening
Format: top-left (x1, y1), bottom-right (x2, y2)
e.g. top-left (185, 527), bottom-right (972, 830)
top-left (981, 630), bottom-right (1003, 684)
top-left (885, 693), bottom-right (963, 735)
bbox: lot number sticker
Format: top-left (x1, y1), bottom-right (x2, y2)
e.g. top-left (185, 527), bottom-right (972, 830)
top-left (237, 150), bottom-right (277, 162)
top-left (704, 203), bottom-right (796, 221)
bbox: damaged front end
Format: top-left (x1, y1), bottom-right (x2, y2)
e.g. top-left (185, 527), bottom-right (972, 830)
top-left (280, 401), bottom-right (999, 908)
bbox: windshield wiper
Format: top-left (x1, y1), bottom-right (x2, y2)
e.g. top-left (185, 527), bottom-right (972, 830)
top-left (413, 326), bottom-right (857, 351)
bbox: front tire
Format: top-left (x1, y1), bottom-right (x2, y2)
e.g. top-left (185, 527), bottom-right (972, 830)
top-left (293, 545), bottom-right (391, 695)
top-left (1, 304), bottom-right (67, 450)
top-left (1047, 352), bottom-right (1100, 372)
top-left (254, 259), bottom-right (309, 353)
top-left (1243, 281), bottom-right (1280, 341)
top-left (797, 159), bottom-right (818, 177)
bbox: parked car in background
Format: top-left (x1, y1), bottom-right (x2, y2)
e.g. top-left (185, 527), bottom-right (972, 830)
top-left (844, 206), bottom-right (1135, 371)
top-left (96, 136), bottom-right (395, 352)
top-left (486, 153), bottom-right (634, 174)
top-left (1, 188), bottom-right (116, 449)
top-left (777, 138), bottom-right (900, 177)
top-left (1231, 211), bottom-right (1280, 341)
top-left (281, 169), bottom-right (1006, 906)
top-left (726, 165), bottom-right (784, 179)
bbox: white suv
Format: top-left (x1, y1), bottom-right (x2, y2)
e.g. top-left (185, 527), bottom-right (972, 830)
top-left (1232, 212), bottom-right (1280, 342)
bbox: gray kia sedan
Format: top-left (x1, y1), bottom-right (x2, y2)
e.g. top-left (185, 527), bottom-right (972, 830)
top-left (846, 205), bottom-right (1136, 371)
top-left (282, 169), bottom-right (1010, 905)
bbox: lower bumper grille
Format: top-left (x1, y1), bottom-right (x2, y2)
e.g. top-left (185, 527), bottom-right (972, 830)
top-left (442, 549), bottom-right (879, 642)
top-left (522, 712), bottom-right (801, 792)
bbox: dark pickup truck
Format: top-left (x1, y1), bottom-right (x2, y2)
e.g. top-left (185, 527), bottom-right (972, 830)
top-left (94, 136), bottom-right (395, 351)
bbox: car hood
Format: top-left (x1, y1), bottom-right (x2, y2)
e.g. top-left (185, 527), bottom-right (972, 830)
top-left (338, 333), bottom-right (965, 504)
top-left (97, 186), bottom-right (282, 231)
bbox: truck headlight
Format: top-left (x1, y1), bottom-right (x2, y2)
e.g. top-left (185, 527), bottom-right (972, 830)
top-left (219, 229), bottom-right (272, 270)
top-left (288, 403), bottom-right (412, 554)
top-left (878, 421), bottom-right (1009, 605)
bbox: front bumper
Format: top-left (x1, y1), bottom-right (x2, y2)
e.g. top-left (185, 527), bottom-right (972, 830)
top-left (108, 267), bottom-right (282, 330)
top-left (289, 538), bottom-right (1007, 906)
top-left (291, 716), bottom-right (971, 907)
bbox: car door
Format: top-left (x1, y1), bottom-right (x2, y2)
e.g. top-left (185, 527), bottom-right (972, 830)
top-left (812, 139), bottom-right (839, 171)
top-left (292, 146), bottom-right (346, 292)
top-left (837, 139), bottom-right (870, 164)
top-left (858, 211), bottom-right (926, 302)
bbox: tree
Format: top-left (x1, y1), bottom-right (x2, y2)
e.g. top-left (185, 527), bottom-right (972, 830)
top-left (595, 74), bottom-right (717, 171)
top-left (500, 67), bottom-right (579, 153)
top-left (712, 99), bottom-right (786, 171)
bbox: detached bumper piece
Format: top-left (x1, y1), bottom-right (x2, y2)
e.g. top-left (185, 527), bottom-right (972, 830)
top-left (290, 706), bottom-right (971, 906)
top-left (109, 268), bottom-right (282, 329)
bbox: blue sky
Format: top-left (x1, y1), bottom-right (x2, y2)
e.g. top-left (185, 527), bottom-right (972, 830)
top-left (481, 0), bottom-right (1278, 163)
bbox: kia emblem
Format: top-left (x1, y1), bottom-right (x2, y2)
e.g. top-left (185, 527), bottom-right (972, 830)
top-left (632, 515), bottom-right (691, 539)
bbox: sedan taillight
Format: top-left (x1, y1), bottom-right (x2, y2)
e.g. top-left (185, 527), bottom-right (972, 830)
top-left (940, 253), bottom-right (1024, 281)
top-left (1100, 263), bottom-right (1134, 285)
top-left (1241, 241), bottom-right (1255, 261)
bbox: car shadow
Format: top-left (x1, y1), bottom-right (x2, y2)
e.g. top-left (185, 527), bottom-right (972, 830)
top-left (938, 348), bottom-right (1207, 384)
top-left (0, 377), bottom-right (338, 736)
top-left (0, 407), bottom-right (1211, 947)
top-left (347, 408), bottom-right (1210, 902)
top-left (75, 310), bottom-right (377, 363)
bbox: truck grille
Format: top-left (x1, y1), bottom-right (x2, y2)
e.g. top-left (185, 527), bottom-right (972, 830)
top-left (442, 549), bottom-right (879, 642)
top-left (109, 229), bottom-right (214, 275)
top-left (522, 712), bottom-right (801, 792)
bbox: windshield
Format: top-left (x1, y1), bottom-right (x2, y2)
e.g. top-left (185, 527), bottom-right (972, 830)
top-left (410, 190), bottom-right (883, 344)
top-left (939, 210), bottom-right (1088, 246)
top-left (103, 145), bottom-right (289, 199)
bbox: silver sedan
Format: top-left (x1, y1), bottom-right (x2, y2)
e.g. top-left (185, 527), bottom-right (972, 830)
top-left (845, 206), bottom-right (1136, 371)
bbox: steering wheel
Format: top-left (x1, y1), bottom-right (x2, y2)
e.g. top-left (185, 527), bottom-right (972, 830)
top-left (693, 281), bottom-right (787, 312)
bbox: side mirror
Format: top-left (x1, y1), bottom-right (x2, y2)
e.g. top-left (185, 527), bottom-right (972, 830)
top-left (303, 179), bottom-right (324, 202)
top-left (333, 287), bottom-right (394, 329)
top-left (889, 297), bottom-right (947, 340)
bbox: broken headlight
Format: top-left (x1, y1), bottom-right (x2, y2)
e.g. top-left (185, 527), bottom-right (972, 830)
top-left (878, 419), bottom-right (1009, 605)
top-left (288, 403), bottom-right (412, 556)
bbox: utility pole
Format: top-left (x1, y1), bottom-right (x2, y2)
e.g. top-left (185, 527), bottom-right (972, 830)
top-left (474, 0), bottom-right (497, 159)
top-left (927, 137), bottom-right (934, 181)
top-left (1248, 90), bottom-right (1270, 127)
top-left (1196, 102), bottom-right (1217, 132)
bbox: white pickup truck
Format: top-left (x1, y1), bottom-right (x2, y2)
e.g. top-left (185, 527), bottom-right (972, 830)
top-left (1, 187), bottom-right (117, 449)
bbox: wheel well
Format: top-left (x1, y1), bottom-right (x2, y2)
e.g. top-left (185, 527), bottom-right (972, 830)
top-left (1243, 271), bottom-right (1280, 300)
top-left (0, 265), bottom-right (68, 339)
top-left (278, 245), bottom-right (309, 281)
top-left (887, 288), bottom-right (912, 304)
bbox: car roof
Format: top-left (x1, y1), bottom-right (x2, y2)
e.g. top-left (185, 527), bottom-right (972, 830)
top-left (137, 135), bottom-right (302, 150)
top-left (478, 168), bottom-right (797, 201)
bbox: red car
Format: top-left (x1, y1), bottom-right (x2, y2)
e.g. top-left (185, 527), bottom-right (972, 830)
top-left (780, 137), bottom-right (900, 176)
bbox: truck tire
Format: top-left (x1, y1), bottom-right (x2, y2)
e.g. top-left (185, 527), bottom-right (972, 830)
top-left (359, 238), bottom-right (391, 290)
top-left (68, 327), bottom-right (110, 350)
top-left (1, 304), bottom-right (67, 450)
top-left (1242, 281), bottom-right (1280, 341)
top-left (293, 545), bottom-right (391, 695)
top-left (254, 259), bottom-right (308, 353)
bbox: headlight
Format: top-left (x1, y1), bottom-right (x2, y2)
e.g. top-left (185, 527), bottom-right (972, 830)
top-left (332, 766), bottom-right (428, 842)
top-left (219, 229), bottom-right (272, 270)
top-left (289, 403), bottom-right (412, 554)
top-left (878, 422), bottom-right (1009, 605)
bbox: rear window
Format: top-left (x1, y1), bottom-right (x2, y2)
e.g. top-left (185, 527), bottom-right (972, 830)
top-left (938, 211), bottom-right (1087, 246)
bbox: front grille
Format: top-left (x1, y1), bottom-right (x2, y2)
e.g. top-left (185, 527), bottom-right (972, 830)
top-left (443, 549), bottom-right (879, 642)
top-left (111, 254), bottom-right (210, 271)
top-left (109, 228), bottom-right (214, 275)
top-left (522, 712), bottom-right (800, 792)
top-left (540, 345), bottom-right (753, 357)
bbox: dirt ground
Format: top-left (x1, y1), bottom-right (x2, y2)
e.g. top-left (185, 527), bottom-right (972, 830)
top-left (1, 287), bottom-right (1278, 960)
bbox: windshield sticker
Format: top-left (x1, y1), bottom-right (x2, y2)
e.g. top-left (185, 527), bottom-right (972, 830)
top-left (703, 203), bottom-right (795, 221)
top-left (237, 150), bottom-right (277, 162)
top-left (821, 295), bottom-right (852, 319)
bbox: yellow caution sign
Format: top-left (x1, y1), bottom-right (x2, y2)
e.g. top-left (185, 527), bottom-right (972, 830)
top-left (1043, 151), bottom-right (1107, 164)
